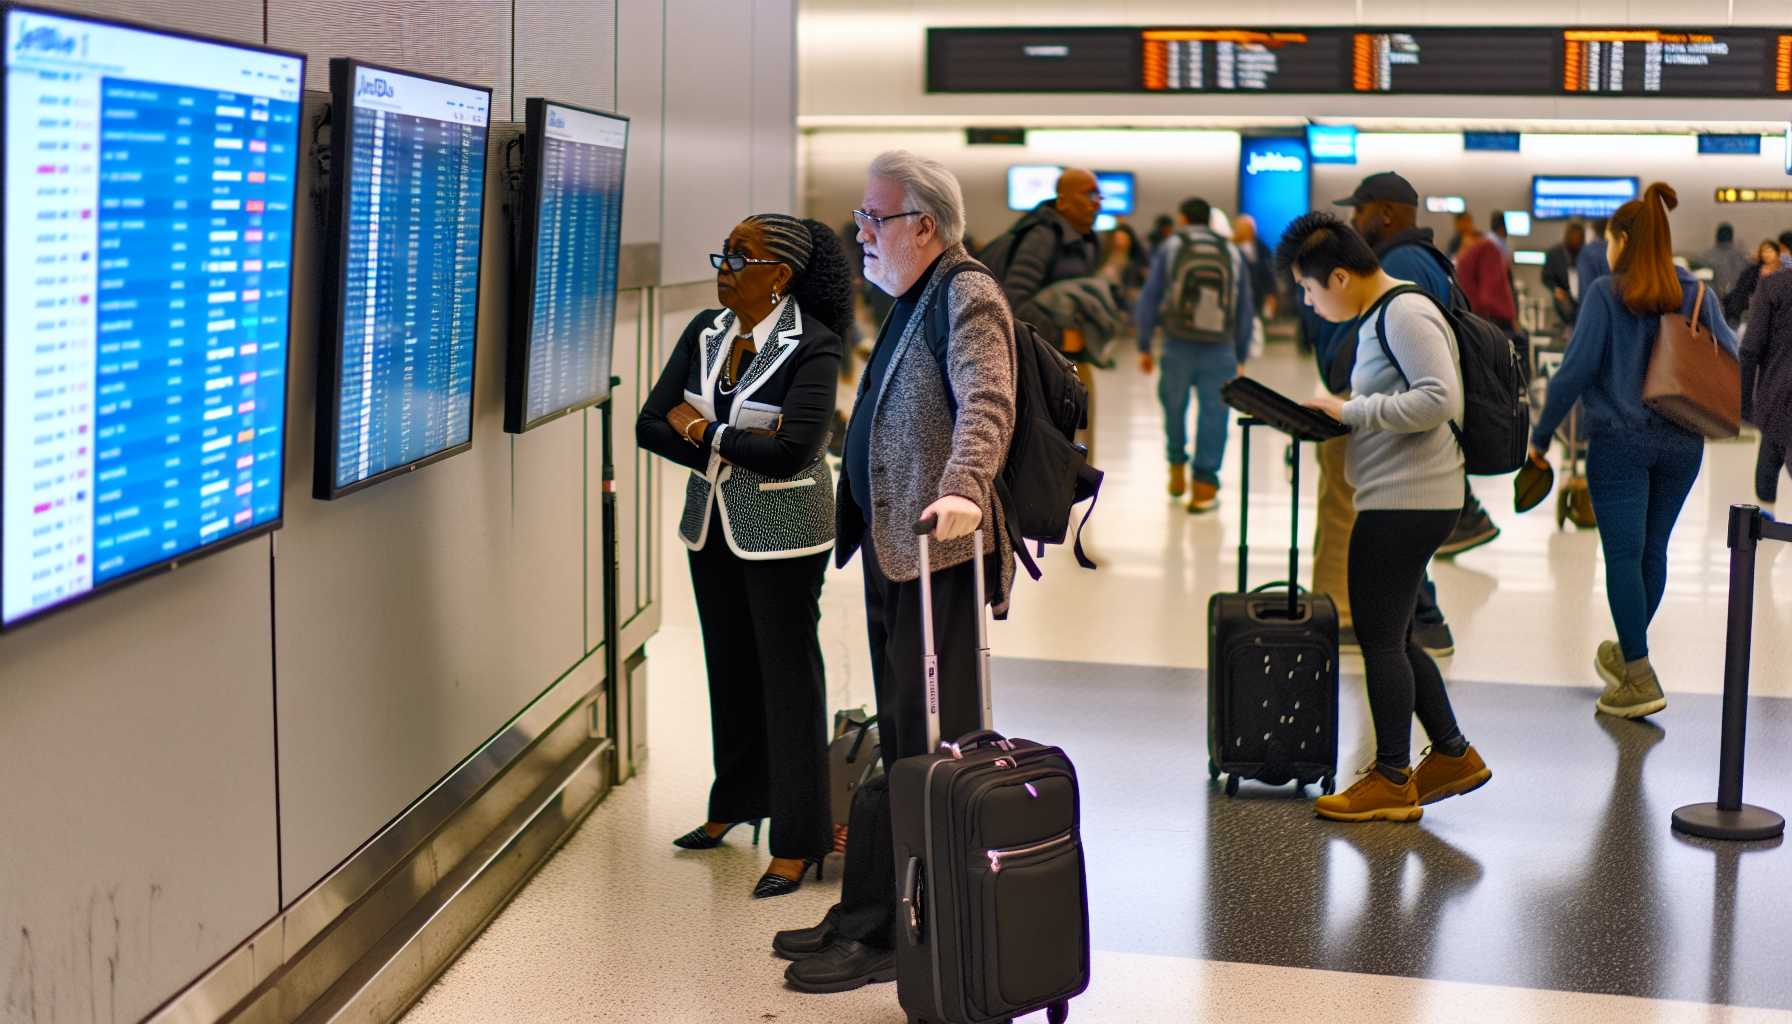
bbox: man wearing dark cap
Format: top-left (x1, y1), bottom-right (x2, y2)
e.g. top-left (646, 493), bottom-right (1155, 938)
top-left (1300, 171), bottom-right (1498, 658)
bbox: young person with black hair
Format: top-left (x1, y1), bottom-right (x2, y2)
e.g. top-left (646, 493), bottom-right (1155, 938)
top-left (637, 214), bottom-right (856, 898)
top-left (1531, 184), bottom-right (1739, 718)
top-left (1277, 211), bottom-right (1492, 822)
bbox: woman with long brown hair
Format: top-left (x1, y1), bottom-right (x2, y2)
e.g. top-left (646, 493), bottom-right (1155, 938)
top-left (1529, 183), bottom-right (1738, 719)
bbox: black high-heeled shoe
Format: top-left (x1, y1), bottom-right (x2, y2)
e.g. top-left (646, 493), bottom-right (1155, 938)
top-left (672, 818), bottom-right (762, 850)
top-left (753, 856), bottom-right (824, 900)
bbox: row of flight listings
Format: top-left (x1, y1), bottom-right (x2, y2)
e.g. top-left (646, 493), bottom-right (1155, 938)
top-left (931, 24), bottom-right (1792, 96)
top-left (1, 5), bottom-right (629, 627)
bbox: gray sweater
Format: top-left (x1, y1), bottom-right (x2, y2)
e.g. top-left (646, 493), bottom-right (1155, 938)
top-left (1341, 291), bottom-right (1465, 511)
top-left (836, 244), bottom-right (1018, 606)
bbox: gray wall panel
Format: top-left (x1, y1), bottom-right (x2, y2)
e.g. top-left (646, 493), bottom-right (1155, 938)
top-left (513, 0), bottom-right (618, 118)
top-left (267, 0), bottom-right (513, 118)
top-left (0, 542), bottom-right (277, 1024)
top-left (661, 0), bottom-right (754, 283)
top-left (751, 0), bottom-right (798, 216)
top-left (272, 126), bottom-right (586, 898)
top-left (616, 0), bottom-right (664, 248)
top-left (37, 0), bottom-right (261, 43)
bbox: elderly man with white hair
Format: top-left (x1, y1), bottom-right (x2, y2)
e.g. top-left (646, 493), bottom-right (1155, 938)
top-left (774, 150), bottom-right (1017, 993)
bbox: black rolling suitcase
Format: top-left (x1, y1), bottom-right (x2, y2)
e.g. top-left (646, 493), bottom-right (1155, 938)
top-left (889, 521), bottom-right (1089, 1024)
top-left (1206, 413), bottom-right (1340, 797)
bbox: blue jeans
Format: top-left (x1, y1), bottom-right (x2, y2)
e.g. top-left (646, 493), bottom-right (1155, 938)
top-left (1159, 338), bottom-right (1237, 486)
top-left (1584, 422), bottom-right (1704, 661)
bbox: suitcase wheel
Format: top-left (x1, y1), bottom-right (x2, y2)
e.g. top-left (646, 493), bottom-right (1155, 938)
top-left (1224, 773), bottom-right (1240, 798)
top-left (1322, 775), bottom-right (1336, 795)
top-left (1208, 758), bottom-right (1219, 781)
top-left (1047, 1001), bottom-right (1070, 1024)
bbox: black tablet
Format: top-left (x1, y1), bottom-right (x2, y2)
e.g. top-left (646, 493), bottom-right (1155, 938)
top-left (1220, 376), bottom-right (1349, 442)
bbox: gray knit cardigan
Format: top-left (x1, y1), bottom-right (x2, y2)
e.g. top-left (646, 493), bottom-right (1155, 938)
top-left (835, 244), bottom-right (1018, 607)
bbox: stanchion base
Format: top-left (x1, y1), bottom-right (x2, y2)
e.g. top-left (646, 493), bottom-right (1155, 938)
top-left (1672, 802), bottom-right (1786, 841)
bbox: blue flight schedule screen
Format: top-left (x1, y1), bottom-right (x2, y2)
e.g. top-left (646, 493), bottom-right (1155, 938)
top-left (522, 103), bottom-right (626, 425)
top-left (3, 10), bottom-right (302, 625)
top-left (331, 66), bottom-right (489, 490)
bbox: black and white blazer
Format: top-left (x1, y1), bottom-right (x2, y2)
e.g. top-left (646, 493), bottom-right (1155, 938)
top-left (637, 296), bottom-right (842, 561)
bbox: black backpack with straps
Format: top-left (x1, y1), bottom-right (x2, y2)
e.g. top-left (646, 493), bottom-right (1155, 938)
top-left (922, 260), bottom-right (1102, 579)
top-left (1364, 284), bottom-right (1531, 476)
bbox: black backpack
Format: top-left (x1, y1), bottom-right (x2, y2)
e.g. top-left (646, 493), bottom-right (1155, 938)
top-left (1365, 284), bottom-right (1532, 476)
top-left (975, 210), bottom-right (1059, 283)
top-left (923, 261), bottom-right (1102, 579)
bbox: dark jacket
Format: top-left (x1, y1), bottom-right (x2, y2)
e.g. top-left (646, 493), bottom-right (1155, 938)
top-left (1742, 268), bottom-right (1792, 447)
top-left (1724, 262), bottom-right (1766, 326)
top-left (999, 201), bottom-right (1100, 346)
top-left (836, 243), bottom-right (1017, 605)
top-left (638, 299), bottom-right (841, 558)
top-left (1533, 268), bottom-right (1739, 449)
top-left (1541, 242), bottom-right (1581, 326)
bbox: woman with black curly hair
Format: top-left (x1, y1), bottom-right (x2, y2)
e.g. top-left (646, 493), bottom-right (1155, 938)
top-left (637, 214), bottom-right (855, 898)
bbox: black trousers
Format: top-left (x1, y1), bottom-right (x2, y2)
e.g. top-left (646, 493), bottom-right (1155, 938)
top-left (687, 531), bottom-right (832, 861)
top-left (1757, 434), bottom-right (1788, 503)
top-left (835, 538), bottom-right (983, 950)
top-left (1350, 509), bottom-right (1465, 768)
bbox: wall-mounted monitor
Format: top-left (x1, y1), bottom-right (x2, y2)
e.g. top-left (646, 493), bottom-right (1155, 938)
top-left (1237, 137), bottom-right (1309, 255)
top-left (1532, 175), bottom-right (1638, 219)
top-left (315, 58), bottom-right (490, 499)
top-left (1007, 164), bottom-right (1060, 211)
top-left (505, 99), bottom-right (627, 433)
top-left (1502, 210), bottom-right (1533, 236)
top-left (2, 6), bottom-right (304, 627)
top-left (1094, 170), bottom-right (1134, 215)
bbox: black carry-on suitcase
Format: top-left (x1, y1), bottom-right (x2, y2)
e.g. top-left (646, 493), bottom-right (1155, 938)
top-left (889, 521), bottom-right (1090, 1024)
top-left (1205, 411), bottom-right (1341, 798)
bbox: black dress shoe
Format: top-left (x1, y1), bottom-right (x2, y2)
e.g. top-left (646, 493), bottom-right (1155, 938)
top-left (753, 856), bottom-right (822, 899)
top-left (671, 818), bottom-right (761, 850)
top-left (773, 906), bottom-right (840, 960)
top-left (783, 937), bottom-right (896, 993)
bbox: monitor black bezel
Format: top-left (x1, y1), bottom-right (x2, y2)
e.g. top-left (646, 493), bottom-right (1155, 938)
top-left (0, 2), bottom-right (306, 630)
top-left (504, 97), bottom-right (629, 434)
top-left (1530, 174), bottom-right (1642, 220)
top-left (314, 57), bottom-right (493, 499)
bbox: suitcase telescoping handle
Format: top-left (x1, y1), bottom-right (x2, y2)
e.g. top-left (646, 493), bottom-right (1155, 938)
top-left (1236, 417), bottom-right (1301, 619)
top-left (913, 516), bottom-right (994, 754)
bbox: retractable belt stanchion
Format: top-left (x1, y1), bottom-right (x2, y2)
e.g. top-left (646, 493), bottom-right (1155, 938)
top-left (1671, 503), bottom-right (1790, 841)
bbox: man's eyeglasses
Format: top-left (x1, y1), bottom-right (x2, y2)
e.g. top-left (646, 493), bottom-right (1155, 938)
top-left (852, 209), bottom-right (927, 232)
top-left (710, 253), bottom-right (783, 272)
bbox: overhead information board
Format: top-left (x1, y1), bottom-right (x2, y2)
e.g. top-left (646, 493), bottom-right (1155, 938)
top-left (931, 26), bottom-right (1792, 97)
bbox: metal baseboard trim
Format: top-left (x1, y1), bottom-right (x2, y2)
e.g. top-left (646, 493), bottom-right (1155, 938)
top-left (141, 662), bottom-right (612, 1024)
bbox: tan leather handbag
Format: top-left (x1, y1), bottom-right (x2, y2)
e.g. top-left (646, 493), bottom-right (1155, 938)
top-left (1642, 281), bottom-right (1740, 439)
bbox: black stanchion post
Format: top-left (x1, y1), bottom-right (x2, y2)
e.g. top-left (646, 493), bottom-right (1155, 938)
top-left (1671, 504), bottom-right (1786, 841)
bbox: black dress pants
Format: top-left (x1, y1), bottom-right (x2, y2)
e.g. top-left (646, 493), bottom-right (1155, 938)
top-left (1757, 434), bottom-right (1787, 503)
top-left (687, 531), bottom-right (832, 861)
top-left (835, 538), bottom-right (983, 950)
top-left (1350, 509), bottom-right (1465, 768)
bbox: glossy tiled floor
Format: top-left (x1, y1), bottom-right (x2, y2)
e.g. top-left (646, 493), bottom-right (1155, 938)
top-left (400, 341), bottom-right (1792, 1023)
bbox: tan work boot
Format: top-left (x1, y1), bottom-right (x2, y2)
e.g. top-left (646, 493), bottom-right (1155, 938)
top-left (1595, 640), bottom-right (1625, 694)
top-left (1411, 744), bottom-right (1492, 806)
top-left (1168, 463), bottom-right (1187, 497)
top-left (1314, 764), bottom-right (1422, 822)
top-left (1596, 656), bottom-right (1667, 718)
top-left (1187, 480), bottom-right (1219, 513)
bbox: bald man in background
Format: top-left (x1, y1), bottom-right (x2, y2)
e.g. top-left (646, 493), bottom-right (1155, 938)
top-left (989, 167), bottom-right (1118, 460)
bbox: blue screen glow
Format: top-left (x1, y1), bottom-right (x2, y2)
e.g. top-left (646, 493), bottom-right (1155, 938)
top-left (1237, 137), bottom-right (1309, 251)
top-left (2, 9), bottom-right (303, 625)
top-left (327, 64), bottom-right (489, 492)
top-left (520, 103), bottom-right (626, 426)
top-left (1094, 170), bottom-right (1134, 215)
top-left (1531, 176), bottom-right (1638, 219)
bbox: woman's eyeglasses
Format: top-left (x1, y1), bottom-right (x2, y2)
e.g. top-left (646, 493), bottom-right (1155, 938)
top-left (711, 253), bottom-right (783, 272)
top-left (852, 209), bottom-right (926, 233)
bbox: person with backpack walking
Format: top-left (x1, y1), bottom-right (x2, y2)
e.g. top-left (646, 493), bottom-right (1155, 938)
top-left (1134, 197), bottom-right (1253, 511)
top-left (635, 214), bottom-right (857, 898)
top-left (776, 150), bottom-right (1017, 994)
top-left (1279, 211), bottom-right (1492, 822)
top-left (1531, 183), bottom-right (1739, 719)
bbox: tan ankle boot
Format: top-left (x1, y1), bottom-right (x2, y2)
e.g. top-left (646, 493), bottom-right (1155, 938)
top-left (1168, 463), bottom-right (1187, 497)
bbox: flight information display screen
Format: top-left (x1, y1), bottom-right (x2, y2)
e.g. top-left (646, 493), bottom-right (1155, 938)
top-left (1533, 176), bottom-right (1639, 219)
top-left (931, 25), bottom-right (1792, 97)
top-left (506, 100), bottom-right (627, 433)
top-left (317, 59), bottom-right (489, 498)
top-left (2, 8), bottom-right (303, 626)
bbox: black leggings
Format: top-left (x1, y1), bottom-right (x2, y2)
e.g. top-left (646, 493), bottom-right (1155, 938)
top-left (1349, 509), bottom-right (1465, 768)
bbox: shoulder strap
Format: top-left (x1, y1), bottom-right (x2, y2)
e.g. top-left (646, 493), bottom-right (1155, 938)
top-left (922, 261), bottom-right (998, 417)
top-left (1371, 285), bottom-right (1467, 447)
